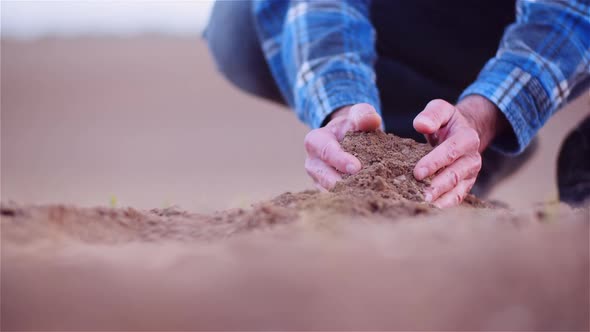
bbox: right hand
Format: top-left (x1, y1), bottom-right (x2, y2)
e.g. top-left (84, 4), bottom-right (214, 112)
top-left (304, 103), bottom-right (382, 190)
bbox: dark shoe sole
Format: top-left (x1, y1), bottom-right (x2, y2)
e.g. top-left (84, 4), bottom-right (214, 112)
top-left (557, 115), bottom-right (590, 206)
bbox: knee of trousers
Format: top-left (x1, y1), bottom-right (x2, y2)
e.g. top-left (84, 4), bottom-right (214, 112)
top-left (206, 33), bottom-right (284, 103)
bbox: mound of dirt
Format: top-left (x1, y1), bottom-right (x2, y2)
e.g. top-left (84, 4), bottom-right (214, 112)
top-left (337, 131), bottom-right (488, 206)
top-left (210, 131), bottom-right (488, 231)
top-left (264, 131), bottom-right (486, 225)
top-left (339, 130), bottom-right (434, 199)
top-left (2, 131), bottom-right (589, 330)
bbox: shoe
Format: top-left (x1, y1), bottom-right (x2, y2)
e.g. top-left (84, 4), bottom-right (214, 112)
top-left (557, 115), bottom-right (590, 206)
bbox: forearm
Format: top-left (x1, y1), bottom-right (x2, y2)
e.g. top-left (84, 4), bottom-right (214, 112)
top-left (456, 95), bottom-right (508, 153)
top-left (458, 0), bottom-right (590, 155)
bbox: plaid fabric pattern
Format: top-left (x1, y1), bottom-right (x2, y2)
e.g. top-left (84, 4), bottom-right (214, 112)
top-left (253, 0), bottom-right (379, 129)
top-left (459, 0), bottom-right (590, 154)
top-left (253, 0), bottom-right (590, 154)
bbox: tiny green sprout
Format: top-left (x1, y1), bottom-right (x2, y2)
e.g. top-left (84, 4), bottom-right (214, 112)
top-left (538, 194), bottom-right (560, 223)
top-left (109, 195), bottom-right (118, 208)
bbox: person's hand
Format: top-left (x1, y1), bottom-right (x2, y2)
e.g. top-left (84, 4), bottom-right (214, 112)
top-left (304, 103), bottom-right (382, 190)
top-left (413, 96), bottom-right (505, 208)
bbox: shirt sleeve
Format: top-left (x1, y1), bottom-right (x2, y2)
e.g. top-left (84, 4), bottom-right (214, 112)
top-left (459, 0), bottom-right (590, 155)
top-left (253, 0), bottom-right (381, 129)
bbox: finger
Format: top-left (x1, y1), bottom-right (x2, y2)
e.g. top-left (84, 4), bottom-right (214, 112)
top-left (328, 103), bottom-right (382, 140)
top-left (305, 157), bottom-right (342, 190)
top-left (424, 153), bottom-right (482, 202)
top-left (314, 182), bottom-right (328, 192)
top-left (414, 128), bottom-right (480, 180)
top-left (304, 129), bottom-right (361, 174)
top-left (432, 177), bottom-right (476, 208)
top-left (350, 103), bottom-right (382, 131)
top-left (413, 99), bottom-right (456, 135)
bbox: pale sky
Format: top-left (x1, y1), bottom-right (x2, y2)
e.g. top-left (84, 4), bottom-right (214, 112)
top-left (1, 1), bottom-right (215, 39)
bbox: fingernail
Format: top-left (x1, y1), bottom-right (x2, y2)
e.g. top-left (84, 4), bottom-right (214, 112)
top-left (416, 167), bottom-right (429, 179)
top-left (424, 192), bottom-right (433, 202)
top-left (346, 163), bottom-right (359, 174)
top-left (421, 117), bottom-right (435, 129)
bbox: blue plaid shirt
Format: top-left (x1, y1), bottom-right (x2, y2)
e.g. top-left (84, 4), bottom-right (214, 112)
top-left (253, 0), bottom-right (590, 154)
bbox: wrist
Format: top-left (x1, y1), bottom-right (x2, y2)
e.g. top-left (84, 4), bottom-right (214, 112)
top-left (456, 95), bottom-right (507, 151)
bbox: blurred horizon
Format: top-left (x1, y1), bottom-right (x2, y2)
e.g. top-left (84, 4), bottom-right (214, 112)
top-left (1, 0), bottom-right (214, 39)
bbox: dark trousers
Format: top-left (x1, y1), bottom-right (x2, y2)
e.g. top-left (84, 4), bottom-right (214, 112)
top-left (205, 0), bottom-right (589, 204)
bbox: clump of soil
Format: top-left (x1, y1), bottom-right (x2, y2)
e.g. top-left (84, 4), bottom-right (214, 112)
top-left (338, 131), bottom-right (488, 207)
top-left (338, 131), bottom-right (433, 201)
top-left (267, 131), bottom-right (487, 222)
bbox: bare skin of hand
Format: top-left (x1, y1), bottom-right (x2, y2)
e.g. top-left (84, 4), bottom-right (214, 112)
top-left (304, 103), bottom-right (382, 190)
top-left (413, 95), bottom-right (506, 208)
top-left (303, 96), bottom-right (505, 208)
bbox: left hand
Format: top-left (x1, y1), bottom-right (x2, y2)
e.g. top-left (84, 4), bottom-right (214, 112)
top-left (412, 96), bottom-right (506, 208)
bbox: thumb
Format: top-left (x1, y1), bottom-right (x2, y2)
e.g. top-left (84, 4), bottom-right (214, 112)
top-left (349, 103), bottom-right (382, 132)
top-left (413, 99), bottom-right (456, 135)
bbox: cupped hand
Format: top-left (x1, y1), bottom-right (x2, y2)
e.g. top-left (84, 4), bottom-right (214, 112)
top-left (413, 96), bottom-right (503, 208)
top-left (304, 103), bottom-right (382, 190)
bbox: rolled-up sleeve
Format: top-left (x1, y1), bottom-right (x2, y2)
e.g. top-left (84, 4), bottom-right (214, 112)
top-left (459, 0), bottom-right (590, 155)
top-left (254, 0), bottom-right (381, 129)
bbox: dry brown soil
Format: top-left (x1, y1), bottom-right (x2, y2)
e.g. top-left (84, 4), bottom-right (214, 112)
top-left (2, 132), bottom-right (589, 331)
